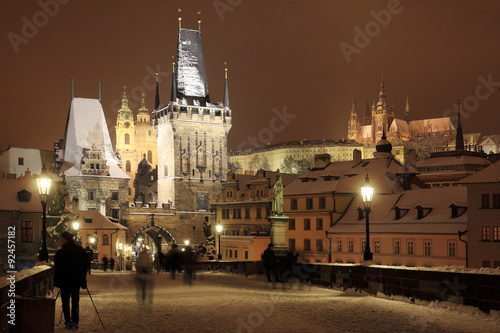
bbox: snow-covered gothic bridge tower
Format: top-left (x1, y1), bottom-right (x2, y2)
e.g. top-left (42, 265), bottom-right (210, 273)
top-left (124, 12), bottom-right (232, 251)
top-left (152, 14), bottom-right (232, 213)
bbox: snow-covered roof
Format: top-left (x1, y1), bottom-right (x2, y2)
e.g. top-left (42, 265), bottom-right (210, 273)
top-left (61, 98), bottom-right (129, 179)
top-left (328, 187), bottom-right (467, 234)
top-left (416, 154), bottom-right (491, 168)
top-left (285, 156), bottom-right (419, 196)
top-left (457, 161), bottom-right (500, 184)
top-left (389, 119), bottom-right (410, 134)
top-left (175, 28), bottom-right (209, 99)
top-left (68, 208), bottom-right (127, 230)
top-left (409, 117), bottom-right (454, 134)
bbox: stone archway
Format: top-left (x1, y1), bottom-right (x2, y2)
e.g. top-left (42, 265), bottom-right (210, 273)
top-left (129, 224), bottom-right (176, 247)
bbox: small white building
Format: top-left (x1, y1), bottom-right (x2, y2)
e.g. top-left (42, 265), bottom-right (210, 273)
top-left (0, 147), bottom-right (53, 178)
top-left (458, 161), bottom-right (500, 268)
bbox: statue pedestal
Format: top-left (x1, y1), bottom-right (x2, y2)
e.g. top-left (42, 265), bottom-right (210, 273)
top-left (269, 215), bottom-right (289, 257)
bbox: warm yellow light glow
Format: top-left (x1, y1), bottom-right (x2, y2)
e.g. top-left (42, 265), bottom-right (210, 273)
top-left (36, 173), bottom-right (52, 197)
top-left (90, 237), bottom-right (95, 244)
top-left (184, 239), bottom-right (190, 246)
top-left (361, 175), bottom-right (374, 208)
top-left (72, 221), bottom-right (79, 230)
top-left (216, 224), bottom-right (223, 233)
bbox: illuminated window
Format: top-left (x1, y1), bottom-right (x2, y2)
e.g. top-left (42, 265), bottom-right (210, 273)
top-left (21, 221), bottom-right (33, 242)
top-left (482, 226), bottom-right (491, 241)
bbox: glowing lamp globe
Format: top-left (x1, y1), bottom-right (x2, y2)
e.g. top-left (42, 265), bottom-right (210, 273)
top-left (36, 166), bottom-right (52, 202)
top-left (216, 224), bottom-right (223, 233)
top-left (361, 175), bottom-right (374, 209)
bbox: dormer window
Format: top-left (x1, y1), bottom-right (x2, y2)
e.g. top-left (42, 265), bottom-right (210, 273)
top-left (449, 204), bottom-right (467, 218)
top-left (17, 189), bottom-right (32, 202)
top-left (393, 206), bottom-right (409, 220)
top-left (415, 205), bottom-right (432, 219)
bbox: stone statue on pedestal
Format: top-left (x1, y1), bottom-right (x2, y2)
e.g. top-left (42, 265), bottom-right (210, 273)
top-left (272, 173), bottom-right (284, 216)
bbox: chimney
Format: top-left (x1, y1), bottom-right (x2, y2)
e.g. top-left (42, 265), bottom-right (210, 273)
top-left (100, 200), bottom-right (106, 216)
top-left (313, 154), bottom-right (331, 169)
top-left (353, 149), bottom-right (362, 166)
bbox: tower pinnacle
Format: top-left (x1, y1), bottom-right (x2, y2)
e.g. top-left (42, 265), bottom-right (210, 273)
top-left (224, 62), bottom-right (230, 109)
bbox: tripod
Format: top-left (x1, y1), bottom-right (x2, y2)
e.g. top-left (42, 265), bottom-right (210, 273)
top-left (56, 287), bottom-right (105, 330)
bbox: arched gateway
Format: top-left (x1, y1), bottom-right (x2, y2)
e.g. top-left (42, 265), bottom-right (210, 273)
top-left (129, 225), bottom-right (177, 255)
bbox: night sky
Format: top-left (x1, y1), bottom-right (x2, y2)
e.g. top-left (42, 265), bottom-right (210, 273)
top-left (2, 0), bottom-right (500, 152)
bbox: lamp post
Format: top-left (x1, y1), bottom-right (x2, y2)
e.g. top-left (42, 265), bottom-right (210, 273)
top-left (184, 239), bottom-right (190, 246)
top-left (361, 175), bottom-right (374, 262)
top-left (36, 165), bottom-right (52, 262)
top-left (216, 224), bottom-right (223, 260)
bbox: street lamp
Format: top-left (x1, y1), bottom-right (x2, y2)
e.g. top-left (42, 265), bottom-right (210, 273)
top-left (36, 165), bottom-right (52, 262)
top-left (216, 224), bottom-right (223, 260)
top-left (361, 175), bottom-right (374, 262)
top-left (184, 239), bottom-right (190, 246)
top-left (72, 221), bottom-right (80, 245)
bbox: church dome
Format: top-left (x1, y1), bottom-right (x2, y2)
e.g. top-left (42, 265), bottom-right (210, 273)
top-left (375, 130), bottom-right (392, 153)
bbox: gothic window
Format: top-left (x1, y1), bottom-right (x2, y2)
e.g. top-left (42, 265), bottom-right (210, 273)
top-left (147, 150), bottom-right (152, 163)
top-left (182, 155), bottom-right (189, 174)
top-left (126, 160), bottom-right (131, 172)
top-left (125, 133), bottom-right (130, 145)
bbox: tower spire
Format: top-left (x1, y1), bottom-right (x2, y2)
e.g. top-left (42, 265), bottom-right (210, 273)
top-left (178, 8), bottom-right (182, 30)
top-left (456, 100), bottom-right (464, 150)
top-left (198, 11), bottom-right (202, 32)
top-left (351, 96), bottom-right (357, 114)
top-left (154, 73), bottom-right (160, 110)
top-left (121, 86), bottom-right (130, 109)
top-left (405, 93), bottom-right (410, 122)
top-left (224, 62), bottom-right (230, 109)
top-left (170, 57), bottom-right (177, 102)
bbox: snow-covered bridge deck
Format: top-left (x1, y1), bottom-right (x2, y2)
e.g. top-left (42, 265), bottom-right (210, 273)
top-left (54, 272), bottom-right (499, 332)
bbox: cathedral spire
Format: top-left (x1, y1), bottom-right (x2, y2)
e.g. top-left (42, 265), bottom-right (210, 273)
top-left (154, 73), bottom-right (160, 109)
top-left (351, 96), bottom-right (357, 115)
top-left (377, 74), bottom-right (387, 107)
top-left (224, 62), bottom-right (230, 109)
top-left (405, 93), bottom-right (410, 122)
top-left (170, 57), bottom-right (177, 102)
top-left (456, 100), bottom-right (464, 150)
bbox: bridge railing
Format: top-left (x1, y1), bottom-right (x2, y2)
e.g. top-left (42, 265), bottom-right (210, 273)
top-left (198, 261), bottom-right (500, 313)
top-left (0, 265), bottom-right (54, 332)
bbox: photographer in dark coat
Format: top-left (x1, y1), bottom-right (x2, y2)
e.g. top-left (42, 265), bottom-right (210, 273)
top-left (262, 243), bottom-right (279, 283)
top-left (54, 231), bottom-right (88, 330)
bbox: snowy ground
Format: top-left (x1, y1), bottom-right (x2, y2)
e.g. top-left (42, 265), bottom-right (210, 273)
top-left (52, 271), bottom-right (500, 333)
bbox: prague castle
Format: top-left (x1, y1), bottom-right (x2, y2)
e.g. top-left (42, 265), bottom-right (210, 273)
top-left (348, 77), bottom-right (455, 143)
